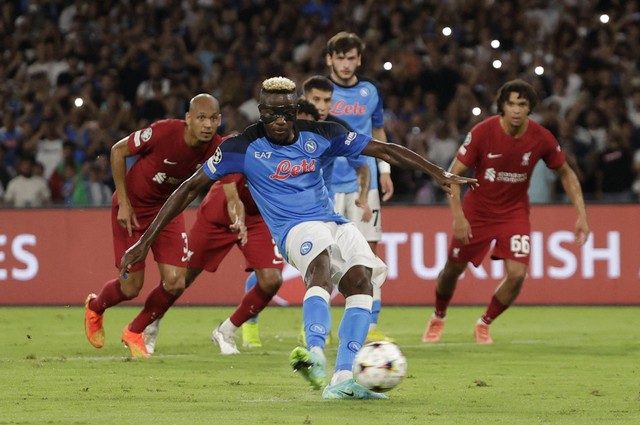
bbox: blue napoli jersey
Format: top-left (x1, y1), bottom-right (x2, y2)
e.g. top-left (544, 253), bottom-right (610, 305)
top-left (329, 78), bottom-right (385, 193)
top-left (203, 120), bottom-right (371, 260)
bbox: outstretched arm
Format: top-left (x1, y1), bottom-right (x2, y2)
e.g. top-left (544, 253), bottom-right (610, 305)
top-left (120, 168), bottom-right (213, 274)
top-left (111, 137), bottom-right (139, 236)
top-left (361, 139), bottom-right (477, 194)
top-left (372, 127), bottom-right (394, 201)
top-left (354, 163), bottom-right (372, 222)
top-left (555, 161), bottom-right (590, 245)
top-left (222, 181), bottom-right (248, 245)
top-left (447, 159), bottom-right (473, 244)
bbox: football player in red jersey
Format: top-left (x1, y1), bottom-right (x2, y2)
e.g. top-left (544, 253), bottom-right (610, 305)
top-left (141, 173), bottom-right (285, 355)
top-left (84, 93), bottom-right (223, 358)
top-left (423, 79), bottom-right (590, 344)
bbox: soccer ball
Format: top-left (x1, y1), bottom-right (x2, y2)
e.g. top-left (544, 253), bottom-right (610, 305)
top-left (353, 341), bottom-right (407, 392)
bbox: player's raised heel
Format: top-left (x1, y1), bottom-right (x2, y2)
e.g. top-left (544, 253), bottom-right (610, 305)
top-left (422, 317), bottom-right (446, 343)
top-left (474, 322), bottom-right (493, 344)
top-left (322, 378), bottom-right (389, 400)
top-left (84, 293), bottom-right (105, 349)
top-left (121, 326), bottom-right (151, 358)
top-left (242, 322), bottom-right (262, 348)
top-left (289, 346), bottom-right (326, 390)
top-left (143, 319), bottom-right (160, 354)
top-left (212, 324), bottom-right (240, 355)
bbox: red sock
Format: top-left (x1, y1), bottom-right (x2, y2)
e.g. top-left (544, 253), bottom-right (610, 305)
top-left (229, 284), bottom-right (274, 327)
top-left (480, 296), bottom-right (509, 325)
top-left (434, 291), bottom-right (452, 319)
top-left (89, 278), bottom-right (129, 314)
top-left (128, 282), bottom-right (179, 333)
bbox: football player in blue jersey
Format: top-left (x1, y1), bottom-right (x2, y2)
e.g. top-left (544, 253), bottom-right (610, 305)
top-left (326, 32), bottom-right (394, 342)
top-left (121, 76), bottom-right (476, 399)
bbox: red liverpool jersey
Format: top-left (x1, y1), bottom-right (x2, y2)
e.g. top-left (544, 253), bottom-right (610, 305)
top-left (456, 116), bottom-right (564, 219)
top-left (124, 119), bottom-right (222, 211)
top-left (197, 173), bottom-right (261, 226)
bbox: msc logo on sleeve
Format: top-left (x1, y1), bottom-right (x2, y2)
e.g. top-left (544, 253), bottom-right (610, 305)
top-left (345, 132), bottom-right (356, 146)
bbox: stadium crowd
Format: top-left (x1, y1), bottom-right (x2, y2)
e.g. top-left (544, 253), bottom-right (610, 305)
top-left (1, 0), bottom-right (639, 207)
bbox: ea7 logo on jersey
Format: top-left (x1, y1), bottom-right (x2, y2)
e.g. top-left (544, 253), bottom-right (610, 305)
top-left (345, 132), bottom-right (357, 146)
top-left (254, 151), bottom-right (272, 159)
top-left (133, 127), bottom-right (153, 147)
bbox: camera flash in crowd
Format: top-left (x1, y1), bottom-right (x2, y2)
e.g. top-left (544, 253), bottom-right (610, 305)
top-left (472, 107), bottom-right (481, 116)
top-left (442, 27), bottom-right (452, 36)
top-left (491, 40), bottom-right (500, 49)
top-left (383, 62), bottom-right (393, 71)
top-left (600, 14), bottom-right (609, 24)
top-left (74, 97), bottom-right (84, 108)
top-left (492, 60), bottom-right (502, 69)
top-left (535, 66), bottom-right (544, 75)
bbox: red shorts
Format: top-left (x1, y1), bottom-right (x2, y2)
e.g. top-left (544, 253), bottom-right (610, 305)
top-left (188, 214), bottom-right (284, 273)
top-left (448, 217), bottom-right (531, 267)
top-left (112, 204), bottom-right (188, 272)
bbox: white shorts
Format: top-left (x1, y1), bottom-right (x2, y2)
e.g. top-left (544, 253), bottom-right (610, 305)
top-left (333, 189), bottom-right (382, 242)
top-left (285, 221), bottom-right (387, 291)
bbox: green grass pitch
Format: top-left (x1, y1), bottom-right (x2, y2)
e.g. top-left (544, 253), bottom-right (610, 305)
top-left (1, 305), bottom-right (638, 424)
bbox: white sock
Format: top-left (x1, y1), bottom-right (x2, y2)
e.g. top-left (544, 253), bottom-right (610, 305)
top-left (330, 369), bottom-right (352, 386)
top-left (219, 318), bottom-right (238, 335)
top-left (310, 346), bottom-right (325, 360)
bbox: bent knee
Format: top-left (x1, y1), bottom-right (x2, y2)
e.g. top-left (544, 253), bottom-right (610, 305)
top-left (339, 268), bottom-right (373, 296)
top-left (162, 276), bottom-right (186, 296)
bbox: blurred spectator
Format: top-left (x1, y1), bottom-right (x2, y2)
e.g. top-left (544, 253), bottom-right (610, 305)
top-left (0, 145), bottom-right (13, 194)
top-left (135, 60), bottom-right (171, 107)
top-left (1, 1), bottom-right (640, 207)
top-left (529, 161), bottom-right (558, 204)
top-left (86, 163), bottom-right (112, 206)
top-left (596, 127), bottom-right (635, 203)
top-left (0, 110), bottom-right (23, 171)
top-left (566, 96), bottom-right (609, 195)
top-left (35, 119), bottom-right (65, 180)
top-left (3, 156), bottom-right (51, 208)
top-left (61, 161), bottom-right (89, 206)
top-left (237, 81), bottom-right (262, 123)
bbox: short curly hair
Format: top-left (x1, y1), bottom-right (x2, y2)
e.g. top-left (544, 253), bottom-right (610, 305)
top-left (496, 79), bottom-right (538, 115)
top-left (261, 77), bottom-right (296, 94)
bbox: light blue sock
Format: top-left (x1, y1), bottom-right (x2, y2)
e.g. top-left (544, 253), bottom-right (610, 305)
top-left (371, 299), bottom-right (381, 325)
top-left (302, 288), bottom-right (331, 350)
top-left (335, 295), bottom-right (372, 373)
top-left (245, 272), bottom-right (258, 324)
